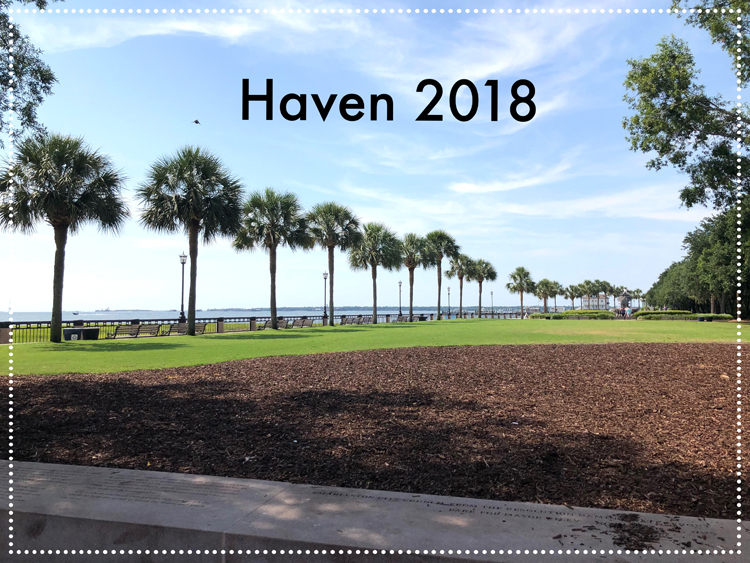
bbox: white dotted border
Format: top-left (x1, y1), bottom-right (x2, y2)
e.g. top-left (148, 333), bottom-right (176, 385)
top-left (3, 7), bottom-right (744, 557)
top-left (3, 7), bottom-right (747, 15)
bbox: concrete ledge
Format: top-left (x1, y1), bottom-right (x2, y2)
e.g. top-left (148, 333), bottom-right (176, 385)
top-left (1, 461), bottom-right (746, 562)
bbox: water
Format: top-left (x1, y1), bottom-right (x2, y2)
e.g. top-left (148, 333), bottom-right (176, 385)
top-left (1, 306), bottom-right (528, 322)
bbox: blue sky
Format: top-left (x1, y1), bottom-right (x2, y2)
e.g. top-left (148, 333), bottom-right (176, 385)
top-left (1, 2), bottom-right (739, 312)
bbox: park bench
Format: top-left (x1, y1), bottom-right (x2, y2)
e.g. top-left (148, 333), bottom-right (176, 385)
top-left (166, 322), bottom-right (207, 336)
top-left (106, 324), bottom-right (139, 339)
top-left (136, 324), bottom-right (162, 337)
top-left (276, 319), bottom-right (289, 329)
top-left (302, 319), bottom-right (314, 328)
top-left (291, 319), bottom-right (305, 328)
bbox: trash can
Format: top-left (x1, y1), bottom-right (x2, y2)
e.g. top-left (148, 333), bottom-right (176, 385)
top-left (63, 327), bottom-right (100, 341)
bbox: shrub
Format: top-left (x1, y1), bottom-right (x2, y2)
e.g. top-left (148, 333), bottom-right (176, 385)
top-left (530, 313), bottom-right (565, 319)
top-left (633, 309), bottom-right (691, 318)
top-left (561, 309), bottom-right (615, 319)
top-left (688, 313), bottom-right (734, 320)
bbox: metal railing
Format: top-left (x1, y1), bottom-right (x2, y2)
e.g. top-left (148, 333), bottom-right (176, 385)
top-left (1, 310), bottom-right (530, 345)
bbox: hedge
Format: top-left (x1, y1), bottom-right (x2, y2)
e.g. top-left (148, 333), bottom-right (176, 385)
top-left (633, 310), bottom-right (691, 318)
top-left (637, 313), bottom-right (733, 321)
top-left (531, 311), bottom-right (614, 320)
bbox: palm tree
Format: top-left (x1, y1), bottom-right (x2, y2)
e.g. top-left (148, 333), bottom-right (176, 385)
top-left (580, 279), bottom-right (596, 310)
top-left (467, 259), bottom-right (497, 317)
top-left (445, 254), bottom-right (474, 319)
top-left (551, 281), bottom-right (564, 312)
top-left (563, 284), bottom-right (578, 310)
top-left (506, 266), bottom-right (535, 318)
top-left (611, 285), bottom-right (624, 308)
top-left (138, 146), bottom-right (242, 336)
top-left (400, 233), bottom-right (429, 321)
top-left (597, 280), bottom-right (613, 311)
top-left (632, 288), bottom-right (643, 308)
top-left (425, 230), bottom-right (460, 320)
top-left (307, 202), bottom-right (362, 326)
top-left (534, 279), bottom-right (555, 313)
top-left (233, 188), bottom-right (312, 330)
top-left (0, 134), bottom-right (128, 343)
top-left (349, 223), bottom-right (402, 323)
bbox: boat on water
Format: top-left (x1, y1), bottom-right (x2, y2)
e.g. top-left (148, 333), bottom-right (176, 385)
top-left (95, 308), bottom-right (110, 312)
top-left (72, 312), bottom-right (80, 315)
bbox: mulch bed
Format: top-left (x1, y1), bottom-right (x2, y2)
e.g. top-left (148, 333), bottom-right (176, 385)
top-left (4, 343), bottom-right (742, 519)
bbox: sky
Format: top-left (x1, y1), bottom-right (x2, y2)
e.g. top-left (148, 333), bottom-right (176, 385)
top-left (0, 1), bottom-right (740, 313)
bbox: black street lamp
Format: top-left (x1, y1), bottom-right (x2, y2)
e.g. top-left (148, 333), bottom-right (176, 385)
top-left (179, 252), bottom-right (187, 323)
top-left (447, 286), bottom-right (451, 319)
top-left (323, 272), bottom-right (328, 321)
top-left (398, 280), bottom-right (402, 316)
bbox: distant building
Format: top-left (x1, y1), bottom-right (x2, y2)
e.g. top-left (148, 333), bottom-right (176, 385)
top-left (581, 293), bottom-right (608, 310)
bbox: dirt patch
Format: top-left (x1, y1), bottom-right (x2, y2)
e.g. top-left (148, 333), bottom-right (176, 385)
top-left (4, 343), bottom-right (742, 518)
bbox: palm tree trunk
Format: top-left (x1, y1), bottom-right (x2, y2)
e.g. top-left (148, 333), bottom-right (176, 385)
top-left (328, 245), bottom-right (335, 327)
top-left (459, 276), bottom-right (464, 318)
top-left (270, 244), bottom-right (278, 329)
top-left (187, 220), bottom-right (199, 336)
top-left (543, 297), bottom-right (548, 313)
top-left (579, 296), bottom-right (583, 309)
top-left (50, 224), bottom-right (68, 343)
top-left (554, 295), bottom-right (557, 312)
top-left (409, 267), bottom-right (414, 320)
top-left (520, 291), bottom-right (524, 318)
top-left (436, 256), bottom-right (442, 320)
top-left (478, 281), bottom-right (483, 318)
top-left (570, 297), bottom-right (575, 309)
top-left (371, 264), bottom-right (378, 324)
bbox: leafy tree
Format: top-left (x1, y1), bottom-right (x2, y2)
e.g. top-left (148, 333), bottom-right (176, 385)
top-left (424, 230), bottom-right (460, 320)
top-left (467, 259), bottom-right (497, 317)
top-left (1, 0), bottom-right (57, 148)
top-left (597, 280), bottom-right (613, 311)
top-left (233, 188), bottom-right (312, 330)
top-left (445, 253), bottom-right (474, 319)
top-left (534, 279), bottom-right (556, 314)
top-left (400, 233), bottom-right (429, 321)
top-left (623, 34), bottom-right (747, 210)
top-left (307, 202), bottom-right (362, 326)
top-left (506, 266), bottom-right (535, 318)
top-left (0, 134), bottom-right (128, 342)
top-left (349, 223), bottom-right (402, 323)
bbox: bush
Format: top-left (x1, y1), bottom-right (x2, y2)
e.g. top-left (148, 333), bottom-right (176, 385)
top-left (530, 313), bottom-right (565, 319)
top-left (531, 310), bottom-right (614, 320)
top-left (633, 309), bottom-right (691, 318)
top-left (689, 313), bottom-right (734, 321)
top-left (561, 309), bottom-right (615, 319)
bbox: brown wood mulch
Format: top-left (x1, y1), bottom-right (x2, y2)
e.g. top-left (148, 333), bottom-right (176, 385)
top-left (3, 343), bottom-right (743, 519)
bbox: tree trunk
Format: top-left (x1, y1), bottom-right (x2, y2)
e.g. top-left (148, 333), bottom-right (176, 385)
top-left (371, 263), bottom-right (378, 324)
top-left (570, 297), bottom-right (575, 309)
top-left (520, 291), bottom-right (524, 318)
top-left (710, 294), bottom-right (716, 314)
top-left (478, 281), bottom-right (483, 318)
top-left (328, 245), bottom-right (335, 327)
top-left (719, 293), bottom-right (726, 314)
top-left (579, 296), bottom-right (583, 309)
top-left (270, 244), bottom-right (278, 329)
top-left (187, 220), bottom-right (199, 336)
top-left (409, 267), bottom-right (415, 320)
top-left (543, 297), bottom-right (548, 313)
top-left (50, 224), bottom-right (68, 343)
top-left (459, 276), bottom-right (464, 318)
top-left (436, 256), bottom-right (442, 320)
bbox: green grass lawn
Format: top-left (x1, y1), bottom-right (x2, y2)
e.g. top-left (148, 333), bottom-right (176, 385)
top-left (12, 318), bottom-right (737, 375)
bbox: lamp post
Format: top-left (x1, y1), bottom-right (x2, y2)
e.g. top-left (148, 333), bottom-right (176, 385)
top-left (491, 291), bottom-right (494, 314)
top-left (447, 286), bottom-right (451, 319)
top-left (323, 272), bottom-right (328, 322)
top-left (398, 280), bottom-right (402, 316)
top-left (179, 252), bottom-right (187, 323)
